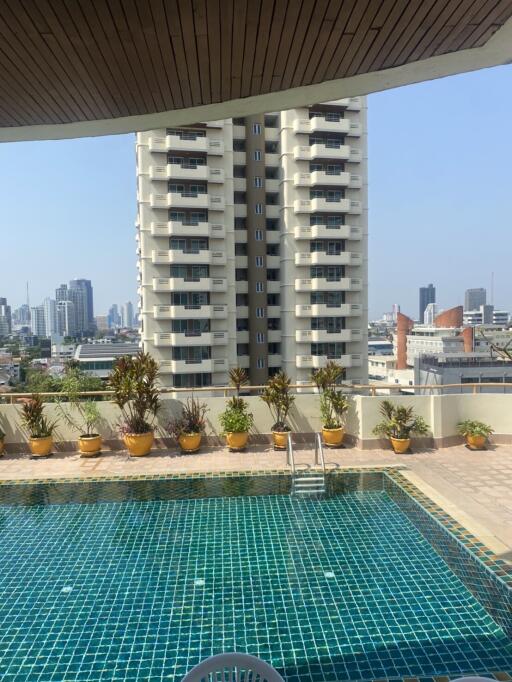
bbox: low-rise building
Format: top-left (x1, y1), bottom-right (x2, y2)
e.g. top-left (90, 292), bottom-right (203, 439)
top-left (414, 353), bottom-right (512, 393)
top-left (74, 343), bottom-right (140, 379)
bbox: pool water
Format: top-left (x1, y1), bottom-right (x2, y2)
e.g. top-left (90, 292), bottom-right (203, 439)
top-left (0, 486), bottom-right (511, 681)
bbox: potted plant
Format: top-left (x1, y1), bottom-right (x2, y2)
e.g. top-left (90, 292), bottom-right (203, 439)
top-left (109, 352), bottom-right (160, 456)
top-left (167, 396), bottom-right (208, 453)
top-left (260, 371), bottom-right (295, 449)
top-left (312, 361), bottom-right (349, 447)
top-left (219, 368), bottom-right (254, 450)
top-left (58, 372), bottom-right (103, 457)
top-left (457, 419), bottom-right (494, 450)
top-left (372, 400), bottom-right (429, 453)
top-left (19, 394), bottom-right (58, 457)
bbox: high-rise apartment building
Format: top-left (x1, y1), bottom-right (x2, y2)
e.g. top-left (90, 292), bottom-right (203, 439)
top-left (464, 287), bottom-right (486, 311)
top-left (69, 279), bottom-right (95, 333)
top-left (121, 301), bottom-right (134, 329)
top-left (136, 98), bottom-right (368, 388)
top-left (43, 298), bottom-right (58, 338)
top-left (57, 300), bottom-right (76, 337)
top-left (419, 284), bottom-right (436, 323)
top-left (30, 305), bottom-right (45, 337)
top-left (0, 297), bottom-right (11, 336)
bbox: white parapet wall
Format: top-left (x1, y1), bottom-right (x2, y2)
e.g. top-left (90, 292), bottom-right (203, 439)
top-left (1, 393), bottom-right (511, 452)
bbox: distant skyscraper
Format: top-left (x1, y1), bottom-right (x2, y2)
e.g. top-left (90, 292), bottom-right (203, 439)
top-left (0, 297), bottom-right (12, 336)
top-left (43, 298), bottom-right (58, 338)
top-left (69, 279), bottom-right (95, 333)
top-left (14, 304), bottom-right (31, 326)
top-left (95, 315), bottom-right (109, 332)
top-left (464, 288), bottom-right (486, 311)
top-left (423, 302), bottom-right (439, 325)
top-left (121, 302), bottom-right (134, 328)
top-left (108, 304), bottom-right (121, 329)
top-left (419, 284), bottom-right (436, 322)
top-left (57, 301), bottom-right (76, 337)
top-left (30, 305), bottom-right (46, 337)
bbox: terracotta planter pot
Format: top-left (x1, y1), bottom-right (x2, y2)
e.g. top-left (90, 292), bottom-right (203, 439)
top-left (466, 434), bottom-right (486, 450)
top-left (124, 432), bottom-right (154, 457)
top-left (272, 431), bottom-right (289, 450)
top-left (225, 431), bottom-right (249, 451)
top-left (29, 436), bottom-right (53, 457)
top-left (322, 427), bottom-right (344, 447)
top-left (178, 432), bottom-right (202, 453)
top-left (390, 437), bottom-right (410, 454)
top-left (78, 434), bottom-right (102, 457)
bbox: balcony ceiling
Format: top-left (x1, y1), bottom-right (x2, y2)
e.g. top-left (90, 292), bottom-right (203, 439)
top-left (1, 0), bottom-right (512, 141)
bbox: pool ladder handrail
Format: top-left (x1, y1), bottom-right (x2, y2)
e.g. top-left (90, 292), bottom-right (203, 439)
top-left (290, 432), bottom-right (326, 497)
top-left (314, 432), bottom-right (326, 480)
top-left (287, 432), bottom-right (295, 476)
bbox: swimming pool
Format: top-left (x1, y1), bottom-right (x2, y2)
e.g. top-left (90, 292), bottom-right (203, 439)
top-left (0, 471), bottom-right (511, 682)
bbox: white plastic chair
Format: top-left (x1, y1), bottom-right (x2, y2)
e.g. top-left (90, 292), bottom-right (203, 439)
top-left (180, 653), bottom-right (285, 682)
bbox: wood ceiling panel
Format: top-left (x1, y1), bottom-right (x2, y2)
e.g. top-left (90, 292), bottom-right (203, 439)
top-left (0, 0), bottom-right (510, 129)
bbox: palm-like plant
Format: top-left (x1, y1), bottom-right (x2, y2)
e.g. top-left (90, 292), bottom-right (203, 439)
top-left (58, 368), bottom-right (102, 437)
top-left (312, 361), bottom-right (349, 429)
top-left (457, 420), bottom-right (494, 438)
top-left (260, 371), bottom-right (295, 432)
top-left (372, 400), bottom-right (429, 440)
top-left (219, 368), bottom-right (254, 434)
top-left (19, 395), bottom-right (58, 438)
top-left (109, 353), bottom-right (160, 434)
top-left (167, 397), bottom-right (209, 438)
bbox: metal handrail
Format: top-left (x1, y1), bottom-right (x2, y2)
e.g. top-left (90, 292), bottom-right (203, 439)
top-left (314, 432), bottom-right (326, 479)
top-left (287, 432), bottom-right (295, 477)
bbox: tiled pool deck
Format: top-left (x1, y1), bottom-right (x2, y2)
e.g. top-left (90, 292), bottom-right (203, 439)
top-left (1, 442), bottom-right (511, 558)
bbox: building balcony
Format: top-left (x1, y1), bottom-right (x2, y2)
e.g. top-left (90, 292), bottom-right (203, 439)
top-left (294, 170), bottom-right (351, 187)
top-left (294, 277), bottom-right (363, 292)
top-left (295, 303), bottom-right (362, 317)
top-left (149, 192), bottom-right (225, 210)
top-left (148, 135), bottom-right (224, 155)
top-left (268, 329), bottom-right (281, 342)
top-left (149, 164), bottom-right (224, 183)
top-left (296, 353), bottom-right (362, 369)
top-left (158, 358), bottom-right (229, 374)
top-left (151, 249), bottom-right (227, 265)
top-left (294, 143), bottom-right (352, 161)
top-left (268, 354), bottom-right (282, 367)
top-left (324, 97), bottom-right (362, 110)
top-left (267, 305), bottom-right (280, 318)
top-left (150, 221), bottom-right (225, 238)
top-left (152, 304), bottom-right (228, 320)
top-left (152, 277), bottom-right (227, 292)
top-left (295, 329), bottom-right (362, 343)
top-left (294, 225), bottom-right (362, 240)
top-left (294, 252), bottom-right (362, 267)
top-left (266, 256), bottom-right (280, 269)
top-left (153, 331), bottom-right (228, 347)
top-left (294, 197), bottom-right (358, 214)
top-left (205, 120), bottom-right (224, 128)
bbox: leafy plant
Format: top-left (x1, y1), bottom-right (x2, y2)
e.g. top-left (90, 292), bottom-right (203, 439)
top-left (372, 400), bottom-right (429, 440)
top-left (219, 368), bottom-right (254, 434)
top-left (167, 397), bottom-right (208, 439)
top-left (312, 361), bottom-right (349, 429)
top-left (457, 420), bottom-right (494, 438)
top-left (19, 395), bottom-right (58, 439)
top-left (260, 371), bottom-right (295, 432)
top-left (109, 353), bottom-right (160, 434)
top-left (57, 370), bottom-right (102, 437)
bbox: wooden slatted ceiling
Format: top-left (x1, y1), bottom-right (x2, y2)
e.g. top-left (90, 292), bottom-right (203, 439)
top-left (0, 0), bottom-right (510, 127)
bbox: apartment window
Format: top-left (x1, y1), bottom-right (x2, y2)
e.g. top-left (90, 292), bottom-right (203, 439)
top-left (233, 117), bottom-right (245, 125)
top-left (264, 115), bottom-right (278, 128)
top-left (266, 219), bottom-right (279, 231)
top-left (256, 332), bottom-right (265, 343)
top-left (256, 307), bottom-right (265, 318)
top-left (236, 294), bottom-right (249, 306)
top-left (267, 294), bottom-right (280, 306)
top-left (265, 141), bottom-right (278, 153)
top-left (171, 265), bottom-right (209, 279)
top-left (256, 358), bottom-right (265, 369)
top-left (266, 244), bottom-right (279, 256)
top-left (235, 243), bottom-right (248, 256)
top-left (265, 192), bottom-right (278, 205)
top-left (310, 291), bottom-right (344, 306)
top-left (254, 150), bottom-right (262, 161)
top-left (237, 319), bottom-right (249, 331)
top-left (255, 229), bottom-right (263, 241)
top-left (255, 203), bottom-right (263, 214)
top-left (269, 366), bottom-right (281, 377)
top-left (173, 373), bottom-right (212, 388)
top-left (235, 269), bottom-right (248, 281)
top-left (254, 176), bottom-right (262, 188)
top-left (268, 343), bottom-right (281, 355)
top-left (172, 319), bottom-right (209, 333)
top-left (234, 165), bottom-right (246, 178)
top-left (233, 139), bottom-right (246, 151)
top-left (256, 281), bottom-right (264, 293)
top-left (234, 192), bottom-right (246, 204)
top-left (235, 218), bottom-right (247, 230)
top-left (237, 343), bottom-right (249, 356)
top-left (172, 345), bottom-right (211, 362)
top-left (267, 268), bottom-right (280, 281)
top-left (268, 318), bottom-right (281, 330)
top-left (255, 256), bottom-right (264, 267)
top-left (252, 123), bottom-right (262, 134)
top-left (265, 167), bottom-right (278, 179)
top-left (172, 292), bottom-right (209, 306)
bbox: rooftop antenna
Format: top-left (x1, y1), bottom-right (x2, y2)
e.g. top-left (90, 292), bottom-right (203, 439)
top-left (26, 281), bottom-right (30, 308)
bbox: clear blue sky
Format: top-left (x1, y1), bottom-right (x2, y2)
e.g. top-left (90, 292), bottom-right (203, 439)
top-left (1, 64), bottom-right (511, 318)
